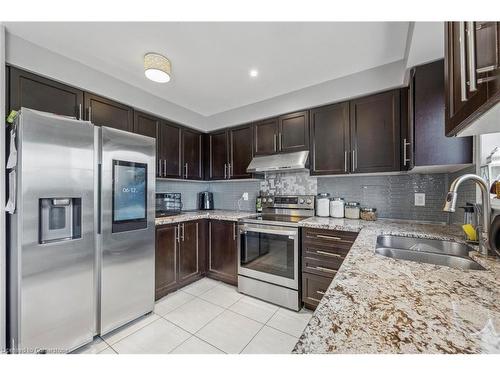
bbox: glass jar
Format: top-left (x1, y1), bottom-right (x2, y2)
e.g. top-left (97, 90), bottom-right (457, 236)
top-left (345, 202), bottom-right (360, 219)
top-left (329, 197), bottom-right (345, 218)
top-left (360, 207), bottom-right (377, 221)
top-left (316, 193), bottom-right (331, 217)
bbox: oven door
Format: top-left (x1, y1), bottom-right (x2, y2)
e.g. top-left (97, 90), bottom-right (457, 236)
top-left (238, 223), bottom-right (298, 289)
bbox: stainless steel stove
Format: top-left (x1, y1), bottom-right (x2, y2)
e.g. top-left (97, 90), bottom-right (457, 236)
top-left (237, 195), bottom-right (315, 310)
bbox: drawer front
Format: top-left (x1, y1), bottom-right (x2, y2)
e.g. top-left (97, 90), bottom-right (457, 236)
top-left (302, 241), bottom-right (349, 259)
top-left (302, 256), bottom-right (340, 278)
top-left (302, 272), bottom-right (332, 309)
top-left (302, 227), bottom-right (358, 246)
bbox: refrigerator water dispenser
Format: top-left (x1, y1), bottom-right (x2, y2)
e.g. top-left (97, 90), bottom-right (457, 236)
top-left (39, 197), bottom-right (82, 243)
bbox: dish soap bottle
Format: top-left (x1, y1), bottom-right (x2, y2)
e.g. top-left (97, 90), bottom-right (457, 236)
top-left (256, 192), bottom-right (263, 213)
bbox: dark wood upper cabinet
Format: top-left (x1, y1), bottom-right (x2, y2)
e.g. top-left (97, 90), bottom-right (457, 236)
top-left (158, 121), bottom-right (182, 179)
top-left (410, 60), bottom-right (472, 168)
top-left (209, 130), bottom-right (229, 180)
top-left (254, 118), bottom-right (278, 155)
top-left (445, 22), bottom-right (500, 136)
top-left (278, 111), bottom-right (309, 152)
top-left (182, 128), bottom-right (203, 180)
top-left (133, 110), bottom-right (158, 138)
top-left (310, 103), bottom-right (350, 175)
top-left (207, 220), bottom-right (237, 286)
top-left (350, 90), bottom-right (401, 174)
top-left (9, 67), bottom-right (83, 118)
top-left (155, 224), bottom-right (178, 300)
top-left (84, 92), bottom-right (133, 132)
top-left (229, 124), bottom-right (253, 179)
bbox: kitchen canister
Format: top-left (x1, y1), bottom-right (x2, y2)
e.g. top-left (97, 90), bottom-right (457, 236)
top-left (329, 197), bottom-right (345, 218)
top-left (360, 207), bottom-right (377, 221)
top-left (316, 193), bottom-right (331, 217)
top-left (345, 202), bottom-right (361, 219)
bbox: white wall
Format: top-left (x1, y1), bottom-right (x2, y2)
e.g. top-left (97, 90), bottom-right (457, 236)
top-left (1, 23), bottom-right (6, 352)
top-left (406, 22), bottom-right (444, 69)
top-left (5, 33), bottom-right (207, 130)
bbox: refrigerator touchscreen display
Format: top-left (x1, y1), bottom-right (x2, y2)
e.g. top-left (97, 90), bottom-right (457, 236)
top-left (112, 160), bottom-right (148, 232)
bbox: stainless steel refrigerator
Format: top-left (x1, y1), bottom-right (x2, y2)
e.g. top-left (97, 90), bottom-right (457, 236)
top-left (7, 108), bottom-right (155, 353)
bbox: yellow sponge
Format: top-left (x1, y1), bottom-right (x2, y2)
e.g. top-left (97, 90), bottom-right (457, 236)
top-left (462, 224), bottom-right (477, 242)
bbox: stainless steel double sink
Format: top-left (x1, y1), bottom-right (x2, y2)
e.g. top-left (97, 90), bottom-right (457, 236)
top-left (375, 235), bottom-right (486, 271)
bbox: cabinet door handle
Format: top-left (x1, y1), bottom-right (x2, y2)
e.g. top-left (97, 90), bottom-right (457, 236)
top-left (273, 134), bottom-right (277, 152)
top-left (316, 234), bottom-right (342, 241)
top-left (278, 133), bottom-right (282, 151)
top-left (175, 225), bottom-right (179, 243)
top-left (184, 163), bottom-right (188, 179)
top-left (317, 290), bottom-right (326, 296)
top-left (78, 104), bottom-right (82, 120)
top-left (157, 159), bottom-right (161, 177)
top-left (163, 160), bottom-right (167, 177)
top-left (88, 106), bottom-right (92, 122)
top-left (403, 138), bottom-right (411, 166)
top-left (306, 265), bottom-right (337, 274)
top-left (224, 163), bottom-right (227, 179)
top-left (459, 22), bottom-right (468, 101)
top-left (233, 223), bottom-right (237, 241)
top-left (466, 21), bottom-right (478, 92)
top-left (315, 250), bottom-right (343, 258)
top-left (228, 163), bottom-right (232, 179)
top-left (352, 150), bottom-right (356, 171)
top-left (181, 223), bottom-right (185, 242)
top-left (344, 150), bottom-right (348, 172)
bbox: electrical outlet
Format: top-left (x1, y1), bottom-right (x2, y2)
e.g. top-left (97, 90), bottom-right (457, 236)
top-left (242, 192), bottom-right (249, 201)
top-left (414, 193), bottom-right (425, 206)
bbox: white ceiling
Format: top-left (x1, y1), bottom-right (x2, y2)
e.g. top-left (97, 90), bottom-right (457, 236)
top-left (5, 22), bottom-right (410, 117)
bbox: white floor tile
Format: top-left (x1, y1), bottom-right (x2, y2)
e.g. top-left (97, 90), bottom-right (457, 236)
top-left (101, 312), bottom-right (160, 346)
top-left (199, 283), bottom-right (243, 308)
top-left (154, 291), bottom-right (195, 316)
top-left (229, 295), bottom-right (279, 324)
top-left (164, 298), bottom-right (224, 334)
top-left (98, 347), bottom-right (117, 354)
top-left (196, 310), bottom-right (263, 354)
top-left (181, 278), bottom-right (219, 296)
top-left (171, 336), bottom-right (224, 354)
top-left (112, 319), bottom-right (190, 354)
top-left (242, 326), bottom-right (298, 354)
top-left (266, 308), bottom-right (312, 338)
top-left (71, 337), bottom-right (109, 354)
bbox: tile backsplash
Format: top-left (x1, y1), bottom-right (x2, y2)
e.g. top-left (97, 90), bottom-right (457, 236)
top-left (157, 166), bottom-right (476, 224)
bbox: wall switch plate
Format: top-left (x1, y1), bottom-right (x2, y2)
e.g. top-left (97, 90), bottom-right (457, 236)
top-left (242, 192), bottom-right (249, 201)
top-left (414, 193), bottom-right (425, 206)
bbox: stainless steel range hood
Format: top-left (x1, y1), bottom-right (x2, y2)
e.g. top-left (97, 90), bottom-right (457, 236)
top-left (246, 151), bottom-right (309, 173)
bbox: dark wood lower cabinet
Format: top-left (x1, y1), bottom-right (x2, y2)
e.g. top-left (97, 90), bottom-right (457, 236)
top-left (155, 224), bottom-right (178, 300)
top-left (155, 220), bottom-right (207, 300)
top-left (207, 220), bottom-right (238, 285)
top-left (301, 227), bottom-right (357, 310)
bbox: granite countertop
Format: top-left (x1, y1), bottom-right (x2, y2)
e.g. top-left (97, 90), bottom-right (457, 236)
top-left (155, 210), bottom-right (257, 226)
top-left (294, 217), bottom-right (500, 354)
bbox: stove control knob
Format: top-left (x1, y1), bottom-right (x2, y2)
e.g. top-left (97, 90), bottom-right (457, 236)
top-left (267, 198), bottom-right (273, 203)
top-left (306, 199), bottom-right (312, 204)
top-left (299, 198), bottom-right (305, 204)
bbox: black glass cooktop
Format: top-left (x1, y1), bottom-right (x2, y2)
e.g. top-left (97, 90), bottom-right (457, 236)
top-left (253, 214), bottom-right (307, 224)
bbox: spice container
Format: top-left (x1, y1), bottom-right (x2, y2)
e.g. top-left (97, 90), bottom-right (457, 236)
top-left (316, 193), bottom-right (331, 217)
top-left (345, 202), bottom-right (360, 219)
top-left (329, 197), bottom-right (345, 218)
top-left (360, 207), bottom-right (377, 221)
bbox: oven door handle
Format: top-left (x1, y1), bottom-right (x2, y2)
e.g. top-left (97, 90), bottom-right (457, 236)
top-left (240, 227), bottom-right (297, 237)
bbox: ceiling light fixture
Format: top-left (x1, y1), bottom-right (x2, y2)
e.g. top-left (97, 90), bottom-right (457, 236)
top-left (144, 53), bottom-right (171, 83)
top-left (249, 69), bottom-right (259, 78)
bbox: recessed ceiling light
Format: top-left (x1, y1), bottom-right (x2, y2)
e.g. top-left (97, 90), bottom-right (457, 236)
top-left (144, 53), bottom-right (171, 83)
top-left (249, 69), bottom-right (259, 78)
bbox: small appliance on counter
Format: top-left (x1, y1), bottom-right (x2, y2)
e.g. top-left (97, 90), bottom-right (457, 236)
top-left (156, 192), bottom-right (182, 217)
top-left (316, 193), bottom-right (330, 217)
top-left (198, 191), bottom-right (214, 210)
